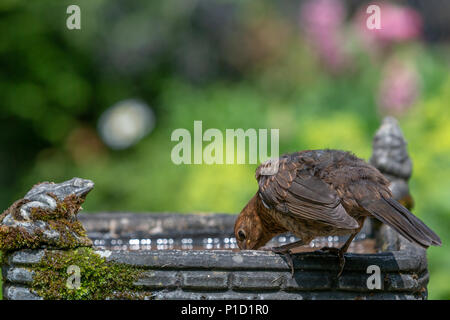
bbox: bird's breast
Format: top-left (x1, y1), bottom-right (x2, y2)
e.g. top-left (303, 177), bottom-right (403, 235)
top-left (266, 209), bottom-right (355, 239)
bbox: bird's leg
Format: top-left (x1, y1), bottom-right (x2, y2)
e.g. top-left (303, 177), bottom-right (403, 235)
top-left (318, 220), bottom-right (365, 277)
top-left (318, 241), bottom-right (348, 278)
top-left (271, 239), bottom-right (305, 277)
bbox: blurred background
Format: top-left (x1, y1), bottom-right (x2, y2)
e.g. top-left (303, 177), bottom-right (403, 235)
top-left (0, 0), bottom-right (449, 298)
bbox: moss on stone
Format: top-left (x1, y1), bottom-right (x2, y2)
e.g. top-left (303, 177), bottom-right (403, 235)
top-left (0, 199), bottom-right (30, 222)
top-left (0, 194), bottom-right (92, 251)
top-left (29, 193), bottom-right (82, 221)
top-left (0, 180), bottom-right (150, 300)
top-left (31, 247), bottom-right (151, 300)
top-left (0, 225), bottom-right (41, 251)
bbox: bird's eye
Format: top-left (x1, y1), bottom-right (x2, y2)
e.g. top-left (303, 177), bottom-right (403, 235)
top-left (237, 230), bottom-right (246, 241)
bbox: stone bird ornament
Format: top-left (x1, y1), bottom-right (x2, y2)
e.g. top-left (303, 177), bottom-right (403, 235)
top-left (234, 150), bottom-right (441, 276)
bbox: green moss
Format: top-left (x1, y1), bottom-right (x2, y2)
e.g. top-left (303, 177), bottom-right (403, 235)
top-left (29, 193), bottom-right (81, 221)
top-left (0, 194), bottom-right (92, 251)
top-left (0, 222), bottom-right (90, 251)
top-left (1, 195), bottom-right (149, 299)
top-left (0, 226), bottom-right (39, 251)
top-left (31, 247), bottom-right (151, 300)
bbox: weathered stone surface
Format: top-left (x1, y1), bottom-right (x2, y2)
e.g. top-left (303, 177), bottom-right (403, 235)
top-left (105, 249), bottom-right (426, 273)
top-left (150, 289), bottom-right (306, 300)
top-left (338, 272), bottom-right (376, 291)
top-left (181, 271), bottom-right (228, 290)
top-left (376, 224), bottom-right (400, 252)
top-left (9, 249), bottom-right (45, 265)
top-left (5, 267), bottom-right (34, 284)
top-left (384, 272), bottom-right (429, 292)
top-left (338, 271), bottom-right (428, 293)
top-left (134, 270), bottom-right (179, 289)
top-left (79, 212), bottom-right (236, 239)
top-left (306, 291), bottom-right (423, 300)
top-left (390, 250), bottom-right (427, 272)
top-left (148, 289), bottom-right (423, 300)
top-left (285, 271), bottom-right (332, 290)
top-left (231, 272), bottom-right (285, 290)
top-left (24, 178), bottom-right (94, 203)
top-left (3, 285), bottom-right (42, 300)
top-left (370, 116), bottom-right (412, 180)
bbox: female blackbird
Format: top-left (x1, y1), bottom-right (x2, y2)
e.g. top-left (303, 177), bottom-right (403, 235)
top-left (234, 150), bottom-right (441, 276)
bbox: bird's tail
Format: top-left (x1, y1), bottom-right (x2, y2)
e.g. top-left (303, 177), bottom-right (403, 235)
top-left (360, 196), bottom-right (441, 248)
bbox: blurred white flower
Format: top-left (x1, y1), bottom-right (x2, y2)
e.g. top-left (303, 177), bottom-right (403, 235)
top-left (98, 99), bottom-right (155, 150)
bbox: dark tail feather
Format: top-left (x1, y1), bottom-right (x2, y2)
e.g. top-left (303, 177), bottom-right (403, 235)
top-left (361, 196), bottom-right (442, 248)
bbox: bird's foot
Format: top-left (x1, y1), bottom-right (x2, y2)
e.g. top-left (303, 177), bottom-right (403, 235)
top-left (271, 246), bottom-right (295, 277)
top-left (317, 246), bottom-right (346, 277)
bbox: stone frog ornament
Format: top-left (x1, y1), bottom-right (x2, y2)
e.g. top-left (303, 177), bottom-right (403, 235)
top-left (0, 178), bottom-right (94, 250)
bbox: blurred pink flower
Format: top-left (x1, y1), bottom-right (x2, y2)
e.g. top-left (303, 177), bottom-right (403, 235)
top-left (299, 0), bottom-right (348, 72)
top-left (378, 59), bottom-right (421, 116)
top-left (355, 2), bottom-right (422, 50)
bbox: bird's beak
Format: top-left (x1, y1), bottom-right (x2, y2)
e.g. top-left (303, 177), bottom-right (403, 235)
top-left (239, 239), bottom-right (252, 250)
top-left (237, 240), bottom-right (246, 250)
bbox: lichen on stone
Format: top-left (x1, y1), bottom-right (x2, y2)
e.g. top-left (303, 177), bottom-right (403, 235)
top-left (31, 248), bottom-right (150, 300)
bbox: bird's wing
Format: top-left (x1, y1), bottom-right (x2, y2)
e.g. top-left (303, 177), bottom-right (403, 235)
top-left (256, 158), bottom-right (359, 229)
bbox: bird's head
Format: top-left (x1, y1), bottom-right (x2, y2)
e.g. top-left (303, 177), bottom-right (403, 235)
top-left (234, 194), bottom-right (275, 250)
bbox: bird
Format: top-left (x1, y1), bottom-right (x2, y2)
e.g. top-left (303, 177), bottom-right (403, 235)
top-left (234, 149), bottom-right (441, 276)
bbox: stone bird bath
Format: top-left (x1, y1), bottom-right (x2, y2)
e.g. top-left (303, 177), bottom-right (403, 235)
top-left (0, 117), bottom-right (429, 300)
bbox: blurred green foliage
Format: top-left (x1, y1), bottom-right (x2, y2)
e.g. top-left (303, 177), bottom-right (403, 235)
top-left (0, 0), bottom-right (449, 299)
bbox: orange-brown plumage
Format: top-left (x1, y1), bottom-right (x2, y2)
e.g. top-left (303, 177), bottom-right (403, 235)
top-left (234, 194), bottom-right (287, 250)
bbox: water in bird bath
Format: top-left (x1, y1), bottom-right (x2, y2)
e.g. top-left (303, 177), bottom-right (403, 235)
top-left (91, 234), bottom-right (376, 253)
top-left (82, 213), bottom-right (377, 253)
